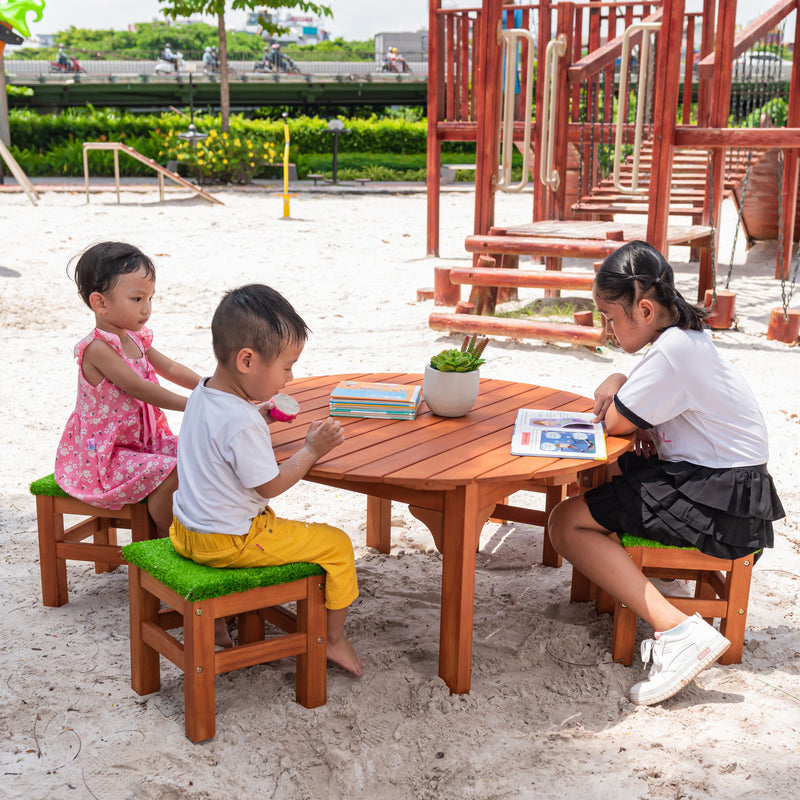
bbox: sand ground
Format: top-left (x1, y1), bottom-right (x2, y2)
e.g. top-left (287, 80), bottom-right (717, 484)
top-left (0, 183), bottom-right (798, 799)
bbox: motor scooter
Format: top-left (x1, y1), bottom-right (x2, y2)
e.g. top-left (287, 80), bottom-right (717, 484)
top-left (155, 52), bottom-right (185, 74)
top-left (49, 56), bottom-right (85, 74)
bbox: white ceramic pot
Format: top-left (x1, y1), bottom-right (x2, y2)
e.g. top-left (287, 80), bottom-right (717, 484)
top-left (422, 364), bottom-right (480, 417)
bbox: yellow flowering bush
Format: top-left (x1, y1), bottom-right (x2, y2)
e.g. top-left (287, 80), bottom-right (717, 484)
top-left (154, 127), bottom-right (279, 184)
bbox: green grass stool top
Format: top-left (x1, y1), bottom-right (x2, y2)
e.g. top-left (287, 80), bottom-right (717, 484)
top-left (619, 534), bottom-right (698, 551)
top-left (122, 537), bottom-right (324, 602)
top-left (30, 473), bottom-right (148, 504)
top-left (30, 474), bottom-right (69, 498)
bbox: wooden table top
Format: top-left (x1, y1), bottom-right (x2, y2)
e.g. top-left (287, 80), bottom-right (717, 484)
top-left (269, 373), bottom-right (631, 491)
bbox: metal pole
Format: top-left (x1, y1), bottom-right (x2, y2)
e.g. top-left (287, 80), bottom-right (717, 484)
top-left (331, 131), bottom-right (340, 183)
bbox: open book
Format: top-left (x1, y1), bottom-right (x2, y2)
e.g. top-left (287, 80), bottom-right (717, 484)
top-left (511, 408), bottom-right (607, 460)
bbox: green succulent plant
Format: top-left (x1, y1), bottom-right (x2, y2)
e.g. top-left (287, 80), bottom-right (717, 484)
top-left (430, 334), bottom-right (489, 372)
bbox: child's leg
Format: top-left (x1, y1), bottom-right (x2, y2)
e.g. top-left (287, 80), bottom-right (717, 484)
top-left (326, 607), bottom-right (364, 676)
top-left (548, 495), bottom-right (686, 633)
top-left (147, 468), bottom-right (178, 538)
top-left (232, 511), bottom-right (364, 675)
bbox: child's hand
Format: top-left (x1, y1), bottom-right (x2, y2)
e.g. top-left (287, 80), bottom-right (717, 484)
top-left (633, 427), bottom-right (658, 457)
top-left (256, 400), bottom-right (275, 424)
top-left (592, 372), bottom-right (628, 422)
top-left (305, 417), bottom-right (344, 459)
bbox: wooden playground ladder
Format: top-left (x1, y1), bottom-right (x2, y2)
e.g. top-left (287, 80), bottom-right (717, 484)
top-left (82, 142), bottom-right (223, 205)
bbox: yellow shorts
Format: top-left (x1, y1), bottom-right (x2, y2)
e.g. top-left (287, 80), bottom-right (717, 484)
top-left (170, 507), bottom-right (358, 611)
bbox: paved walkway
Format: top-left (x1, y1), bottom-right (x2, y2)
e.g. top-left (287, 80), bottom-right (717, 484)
top-left (0, 176), bottom-right (475, 196)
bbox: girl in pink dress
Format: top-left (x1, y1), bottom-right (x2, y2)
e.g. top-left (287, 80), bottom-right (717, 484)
top-left (55, 242), bottom-right (202, 536)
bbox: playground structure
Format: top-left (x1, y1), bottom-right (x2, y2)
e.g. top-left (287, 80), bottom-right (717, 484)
top-left (82, 142), bottom-right (223, 206)
top-left (425, 0), bottom-right (800, 344)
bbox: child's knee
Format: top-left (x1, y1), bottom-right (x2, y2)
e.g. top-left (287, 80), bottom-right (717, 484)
top-left (547, 496), bottom-right (579, 548)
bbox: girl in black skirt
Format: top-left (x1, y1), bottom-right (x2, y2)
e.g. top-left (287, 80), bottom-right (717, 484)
top-left (548, 241), bottom-right (784, 706)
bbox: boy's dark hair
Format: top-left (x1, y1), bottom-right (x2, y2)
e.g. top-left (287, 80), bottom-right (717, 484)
top-left (70, 242), bottom-right (156, 308)
top-left (212, 284), bottom-right (310, 364)
top-left (594, 240), bottom-right (708, 331)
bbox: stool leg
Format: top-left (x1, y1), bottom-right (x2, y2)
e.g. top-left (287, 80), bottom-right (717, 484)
top-left (718, 558), bottom-right (752, 665)
top-left (611, 600), bottom-right (637, 666)
top-left (130, 503), bottom-right (158, 542)
top-left (36, 495), bottom-right (69, 607)
top-left (93, 518), bottom-right (117, 574)
top-left (129, 565), bottom-right (161, 696)
top-left (295, 577), bottom-right (327, 709)
top-left (183, 600), bottom-right (217, 742)
top-left (238, 610), bottom-right (265, 645)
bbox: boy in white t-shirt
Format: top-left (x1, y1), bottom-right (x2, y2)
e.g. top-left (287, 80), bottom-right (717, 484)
top-left (170, 284), bottom-right (363, 676)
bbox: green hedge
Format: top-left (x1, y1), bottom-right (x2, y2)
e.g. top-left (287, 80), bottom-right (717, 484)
top-left (7, 108), bottom-right (477, 180)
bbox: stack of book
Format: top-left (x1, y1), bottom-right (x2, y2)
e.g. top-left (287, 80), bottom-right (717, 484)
top-left (329, 380), bottom-right (422, 420)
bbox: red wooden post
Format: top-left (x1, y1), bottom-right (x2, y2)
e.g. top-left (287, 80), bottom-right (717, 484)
top-left (533, 0), bottom-right (553, 223)
top-left (777, 9), bottom-right (800, 280)
top-left (426, 1), bottom-right (444, 256)
top-left (434, 267), bottom-right (461, 306)
top-left (473, 0), bottom-right (504, 250)
top-left (695, 0), bottom-right (716, 128)
top-left (645, 0), bottom-right (686, 254)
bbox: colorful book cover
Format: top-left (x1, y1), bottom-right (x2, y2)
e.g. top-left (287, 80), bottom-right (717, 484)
top-left (510, 408), bottom-right (607, 460)
top-left (330, 381), bottom-right (421, 406)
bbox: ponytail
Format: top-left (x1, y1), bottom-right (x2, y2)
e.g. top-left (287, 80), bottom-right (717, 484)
top-left (594, 241), bottom-right (708, 331)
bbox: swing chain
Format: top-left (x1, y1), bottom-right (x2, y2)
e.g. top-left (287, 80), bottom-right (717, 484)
top-left (777, 150), bottom-right (800, 321)
top-left (726, 148), bottom-right (753, 290)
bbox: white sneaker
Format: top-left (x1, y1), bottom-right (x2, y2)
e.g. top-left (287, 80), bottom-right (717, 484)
top-left (648, 578), bottom-right (695, 598)
top-left (628, 613), bottom-right (731, 705)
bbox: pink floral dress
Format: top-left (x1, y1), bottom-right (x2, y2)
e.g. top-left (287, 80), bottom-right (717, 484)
top-left (54, 328), bottom-right (178, 510)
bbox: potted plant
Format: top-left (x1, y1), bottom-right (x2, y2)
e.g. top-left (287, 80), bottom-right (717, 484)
top-left (423, 334), bottom-right (488, 417)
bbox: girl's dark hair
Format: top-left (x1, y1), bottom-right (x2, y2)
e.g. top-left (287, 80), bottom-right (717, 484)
top-left (211, 284), bottom-right (310, 365)
top-left (70, 242), bottom-right (156, 308)
top-left (594, 240), bottom-right (708, 331)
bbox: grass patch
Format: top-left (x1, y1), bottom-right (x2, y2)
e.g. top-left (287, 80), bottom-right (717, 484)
top-left (496, 296), bottom-right (599, 322)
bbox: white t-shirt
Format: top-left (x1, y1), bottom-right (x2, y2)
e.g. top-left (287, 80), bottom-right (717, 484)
top-left (615, 326), bottom-right (768, 468)
top-left (173, 380), bottom-right (280, 535)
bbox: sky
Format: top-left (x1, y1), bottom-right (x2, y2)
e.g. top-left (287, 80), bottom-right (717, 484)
top-left (18, 1), bottom-right (783, 42)
top-left (21, 1), bottom-right (777, 41)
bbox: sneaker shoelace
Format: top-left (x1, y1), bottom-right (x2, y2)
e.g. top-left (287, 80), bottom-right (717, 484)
top-left (640, 636), bottom-right (666, 675)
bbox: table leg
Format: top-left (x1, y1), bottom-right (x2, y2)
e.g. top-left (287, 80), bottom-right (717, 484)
top-left (438, 485), bottom-right (481, 694)
top-left (541, 485), bottom-right (567, 568)
top-left (366, 496), bottom-right (391, 553)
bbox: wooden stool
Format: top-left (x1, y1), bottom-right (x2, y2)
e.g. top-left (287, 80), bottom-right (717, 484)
top-left (123, 538), bottom-right (327, 743)
top-left (571, 534), bottom-right (756, 666)
top-left (30, 474), bottom-right (158, 607)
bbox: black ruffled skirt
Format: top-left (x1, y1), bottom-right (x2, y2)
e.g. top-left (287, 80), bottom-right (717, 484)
top-left (585, 452), bottom-right (784, 560)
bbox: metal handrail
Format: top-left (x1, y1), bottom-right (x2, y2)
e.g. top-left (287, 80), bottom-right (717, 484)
top-left (612, 21), bottom-right (661, 194)
top-left (539, 34), bottom-right (567, 192)
top-left (496, 27), bottom-right (536, 193)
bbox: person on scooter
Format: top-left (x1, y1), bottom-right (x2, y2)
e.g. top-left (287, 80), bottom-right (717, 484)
top-left (163, 43), bottom-right (178, 71)
top-left (202, 46), bottom-right (214, 70)
top-left (269, 42), bottom-right (285, 72)
top-left (56, 44), bottom-right (70, 68)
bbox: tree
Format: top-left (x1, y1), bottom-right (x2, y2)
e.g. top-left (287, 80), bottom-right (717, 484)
top-left (159, 1), bottom-right (332, 132)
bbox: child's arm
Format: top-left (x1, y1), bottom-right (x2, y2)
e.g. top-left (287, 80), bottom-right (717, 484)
top-left (147, 346), bottom-right (202, 391)
top-left (592, 372), bottom-right (638, 435)
top-left (254, 417), bottom-right (344, 499)
top-left (83, 339), bottom-right (190, 411)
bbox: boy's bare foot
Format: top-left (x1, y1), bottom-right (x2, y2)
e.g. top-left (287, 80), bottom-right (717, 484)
top-left (215, 617), bottom-right (233, 649)
top-left (327, 635), bottom-right (364, 676)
